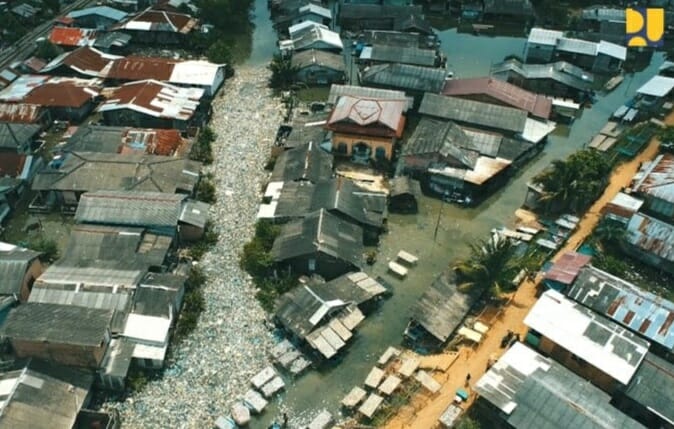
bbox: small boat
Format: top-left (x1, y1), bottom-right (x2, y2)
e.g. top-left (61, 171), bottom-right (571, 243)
top-left (604, 75), bottom-right (624, 91)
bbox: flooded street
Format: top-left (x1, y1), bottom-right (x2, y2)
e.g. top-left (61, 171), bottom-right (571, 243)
top-left (241, 6), bottom-right (665, 426)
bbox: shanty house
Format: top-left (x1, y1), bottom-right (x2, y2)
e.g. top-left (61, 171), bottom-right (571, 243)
top-left (49, 27), bottom-right (98, 49)
top-left (359, 63), bottom-right (447, 107)
top-left (524, 290), bottom-right (650, 393)
top-left (388, 176), bottom-right (420, 214)
top-left (66, 6), bottom-right (128, 30)
top-left (442, 77), bottom-right (552, 120)
top-left (418, 93), bottom-right (556, 145)
top-left (541, 251), bottom-right (592, 292)
top-left (274, 272), bottom-right (387, 359)
top-left (602, 192), bottom-right (645, 225)
top-left (271, 209), bottom-right (363, 280)
top-left (0, 303), bottom-right (114, 368)
top-left (405, 272), bottom-right (474, 351)
top-left (292, 49), bottom-right (345, 86)
top-left (490, 59), bottom-right (595, 102)
top-left (75, 190), bottom-right (186, 236)
top-left (274, 3), bottom-right (333, 33)
top-left (113, 9), bottom-right (198, 44)
top-left (358, 45), bottom-right (440, 69)
top-left (0, 103), bottom-right (47, 125)
top-left (0, 123), bottom-right (41, 154)
top-left (623, 212), bottom-right (674, 275)
top-left (270, 141), bottom-right (333, 183)
top-left (338, 4), bottom-right (424, 31)
top-left (97, 79), bottom-right (206, 130)
top-left (474, 342), bottom-right (646, 429)
top-left (402, 117), bottom-right (530, 201)
top-left (259, 178), bottom-right (386, 244)
top-left (0, 360), bottom-right (94, 429)
top-left (0, 75), bottom-right (102, 122)
top-left (567, 265), bottom-right (674, 361)
top-left (40, 47), bottom-right (121, 78)
top-left (632, 153), bottom-right (674, 221)
top-left (104, 58), bottom-right (226, 96)
top-left (482, 0), bottom-right (534, 22)
top-left (31, 151), bottom-right (201, 211)
top-left (65, 124), bottom-right (187, 155)
top-left (634, 75), bottom-right (674, 112)
top-left (613, 352), bottom-right (674, 429)
top-left (0, 241), bottom-right (43, 303)
top-left (326, 95), bottom-right (406, 163)
top-left (288, 26), bottom-right (344, 53)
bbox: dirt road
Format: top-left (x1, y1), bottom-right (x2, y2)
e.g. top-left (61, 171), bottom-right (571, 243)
top-left (383, 122), bottom-right (666, 429)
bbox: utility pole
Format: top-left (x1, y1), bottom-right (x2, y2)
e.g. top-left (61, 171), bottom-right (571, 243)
top-left (433, 197), bottom-right (445, 242)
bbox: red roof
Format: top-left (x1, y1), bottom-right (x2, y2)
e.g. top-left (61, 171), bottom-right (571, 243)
top-left (118, 128), bottom-right (184, 156)
top-left (326, 96), bottom-right (406, 138)
top-left (49, 27), bottom-right (97, 47)
top-left (544, 251), bottom-right (592, 285)
top-left (55, 16), bottom-right (75, 25)
top-left (24, 80), bottom-right (100, 108)
top-left (105, 56), bottom-right (176, 81)
top-left (23, 57), bottom-right (47, 73)
top-left (442, 77), bottom-right (552, 119)
top-left (62, 47), bottom-right (116, 75)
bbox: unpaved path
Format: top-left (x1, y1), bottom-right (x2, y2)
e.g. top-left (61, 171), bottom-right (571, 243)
top-left (383, 117), bottom-right (667, 429)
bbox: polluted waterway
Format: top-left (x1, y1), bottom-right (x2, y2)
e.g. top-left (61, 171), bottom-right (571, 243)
top-left (243, 11), bottom-right (665, 429)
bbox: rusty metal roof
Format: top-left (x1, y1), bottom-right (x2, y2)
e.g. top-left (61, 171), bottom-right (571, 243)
top-left (98, 79), bottom-right (203, 120)
top-left (115, 9), bottom-right (197, 34)
top-left (49, 26), bottom-right (97, 47)
top-left (0, 103), bottom-right (43, 123)
top-left (105, 56), bottom-right (176, 81)
top-left (568, 265), bottom-right (674, 351)
top-left (544, 251), bottom-right (592, 285)
top-left (43, 47), bottom-right (121, 77)
top-left (633, 153), bottom-right (674, 205)
top-left (626, 212), bottom-right (674, 264)
top-left (22, 77), bottom-right (102, 108)
top-left (442, 77), bottom-right (552, 119)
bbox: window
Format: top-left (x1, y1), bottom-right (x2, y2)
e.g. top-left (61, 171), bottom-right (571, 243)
top-left (375, 147), bottom-right (386, 160)
top-left (336, 142), bottom-right (348, 154)
top-left (308, 258), bottom-right (316, 271)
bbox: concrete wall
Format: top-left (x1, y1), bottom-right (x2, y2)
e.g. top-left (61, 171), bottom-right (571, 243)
top-left (12, 338), bottom-right (108, 368)
top-left (331, 132), bottom-right (394, 160)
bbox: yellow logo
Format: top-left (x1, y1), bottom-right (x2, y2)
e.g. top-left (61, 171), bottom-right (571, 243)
top-left (626, 8), bottom-right (664, 47)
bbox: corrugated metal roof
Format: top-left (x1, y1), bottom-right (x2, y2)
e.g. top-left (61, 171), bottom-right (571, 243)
top-left (0, 75), bottom-right (102, 108)
top-left (491, 59), bottom-right (594, 91)
top-left (75, 190), bottom-right (186, 228)
top-left (527, 27), bottom-right (564, 45)
top-left (270, 141), bottom-right (333, 183)
top-left (543, 251), bottom-right (592, 285)
top-left (29, 285), bottom-right (131, 311)
top-left (483, 0), bottom-right (534, 16)
top-left (49, 26), bottom-right (98, 47)
top-left (582, 7), bottom-right (625, 21)
top-left (43, 47), bottom-right (121, 77)
top-left (291, 49), bottom-right (345, 72)
top-left (361, 45), bottom-right (436, 67)
top-left (557, 37), bottom-right (598, 56)
top-left (178, 199), bottom-right (210, 228)
top-left (624, 353), bottom-right (674, 424)
top-left (115, 9), bottom-right (197, 33)
top-left (67, 5), bottom-right (127, 21)
top-left (597, 40), bottom-right (626, 61)
top-left (633, 153), bottom-right (674, 204)
top-left (419, 93), bottom-right (527, 133)
top-left (291, 26), bottom-right (343, 51)
top-left (271, 209), bottom-right (364, 271)
top-left (328, 84), bottom-right (411, 110)
top-left (524, 290), bottom-right (650, 385)
top-left (0, 243), bottom-right (41, 296)
top-left (637, 75), bottom-right (674, 97)
top-left (403, 117), bottom-right (478, 169)
top-left (0, 103), bottom-right (42, 123)
top-left (0, 302), bottom-right (113, 346)
top-left (626, 212), bottom-right (674, 264)
top-left (32, 151), bottom-right (201, 195)
top-left (0, 123), bottom-right (41, 149)
top-left (97, 79), bottom-right (203, 120)
top-left (476, 342), bottom-right (645, 429)
top-left (361, 63), bottom-right (447, 94)
top-left (38, 263), bottom-right (145, 288)
top-left (568, 265), bottom-right (674, 351)
top-left (442, 77), bottom-right (552, 119)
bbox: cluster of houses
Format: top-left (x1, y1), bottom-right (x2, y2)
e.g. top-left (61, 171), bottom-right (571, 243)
top-left (470, 252), bottom-right (674, 429)
top-left (0, 2), bottom-right (219, 428)
top-left (0, 2), bottom-right (225, 223)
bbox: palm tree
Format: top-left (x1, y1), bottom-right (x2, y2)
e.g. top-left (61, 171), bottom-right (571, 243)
top-left (453, 235), bottom-right (521, 299)
top-left (533, 149), bottom-right (611, 214)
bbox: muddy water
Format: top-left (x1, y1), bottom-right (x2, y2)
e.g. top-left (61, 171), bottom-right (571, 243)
top-left (242, 6), bottom-right (663, 426)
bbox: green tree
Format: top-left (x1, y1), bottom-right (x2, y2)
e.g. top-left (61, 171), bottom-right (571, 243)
top-left (456, 417), bottom-right (481, 429)
top-left (35, 41), bottom-right (62, 61)
top-left (206, 39), bottom-right (232, 64)
top-left (533, 149), bottom-right (611, 214)
top-left (43, 0), bottom-right (61, 14)
top-left (196, 179), bottom-right (216, 203)
top-left (31, 238), bottom-right (59, 263)
top-left (453, 235), bottom-right (521, 299)
top-left (268, 53), bottom-right (299, 89)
